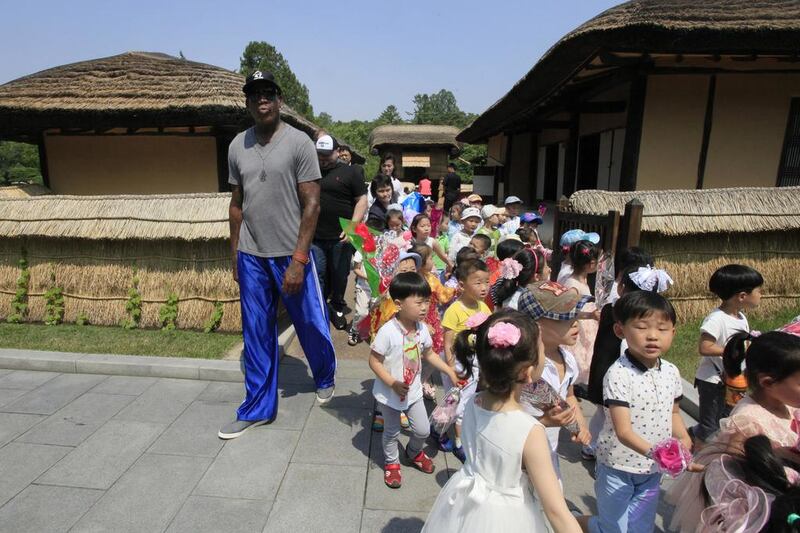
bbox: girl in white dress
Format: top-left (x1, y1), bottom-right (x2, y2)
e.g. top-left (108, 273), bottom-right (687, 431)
top-left (422, 309), bottom-right (582, 533)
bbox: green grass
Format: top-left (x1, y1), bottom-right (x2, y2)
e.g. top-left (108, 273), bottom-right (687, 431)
top-left (0, 323), bottom-right (241, 359)
top-left (666, 307), bottom-right (800, 380)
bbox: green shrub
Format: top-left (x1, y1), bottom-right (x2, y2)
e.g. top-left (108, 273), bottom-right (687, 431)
top-left (43, 272), bottom-right (64, 326)
top-left (7, 257), bottom-right (30, 323)
top-left (204, 301), bottom-right (224, 333)
top-left (76, 311), bottom-right (89, 326)
top-left (159, 292), bottom-right (179, 331)
top-left (121, 269), bottom-right (142, 330)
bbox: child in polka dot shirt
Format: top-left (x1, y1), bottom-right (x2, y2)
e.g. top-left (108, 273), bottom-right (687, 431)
top-left (587, 291), bottom-right (695, 533)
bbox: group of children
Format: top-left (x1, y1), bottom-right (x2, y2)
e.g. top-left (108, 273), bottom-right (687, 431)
top-left (356, 192), bottom-right (800, 532)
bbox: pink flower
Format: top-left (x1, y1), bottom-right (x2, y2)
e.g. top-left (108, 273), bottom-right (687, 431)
top-left (651, 438), bottom-right (692, 477)
top-left (500, 258), bottom-right (523, 280)
top-left (487, 322), bottom-right (521, 348)
top-left (402, 230), bottom-right (413, 241)
top-left (465, 312), bottom-right (489, 330)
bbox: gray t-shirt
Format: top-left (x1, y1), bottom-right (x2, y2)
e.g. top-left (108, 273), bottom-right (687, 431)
top-left (228, 123), bottom-right (322, 258)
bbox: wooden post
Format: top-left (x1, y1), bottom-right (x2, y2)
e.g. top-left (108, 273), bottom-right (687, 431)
top-left (550, 196), bottom-right (570, 281)
top-left (562, 113), bottom-right (580, 197)
top-left (528, 131), bottom-right (539, 204)
top-left (38, 134), bottom-right (50, 189)
top-left (215, 133), bottom-right (230, 192)
top-left (696, 75), bottom-right (716, 189)
top-left (605, 210), bottom-right (621, 257)
top-left (618, 198), bottom-right (643, 250)
top-left (620, 74), bottom-right (647, 191)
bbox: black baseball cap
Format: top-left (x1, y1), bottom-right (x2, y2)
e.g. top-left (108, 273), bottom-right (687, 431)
top-left (242, 70), bottom-right (281, 95)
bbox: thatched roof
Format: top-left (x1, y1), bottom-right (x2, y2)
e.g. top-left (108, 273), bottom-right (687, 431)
top-left (459, 0), bottom-right (800, 143)
top-left (569, 187), bottom-right (800, 236)
top-left (0, 51), bottom-right (364, 160)
top-left (370, 125), bottom-right (462, 152)
top-left (0, 183), bottom-right (52, 198)
top-left (0, 193), bottom-right (230, 241)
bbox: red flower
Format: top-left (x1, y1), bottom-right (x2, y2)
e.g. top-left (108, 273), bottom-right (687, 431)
top-left (363, 235), bottom-right (376, 253)
top-left (354, 223), bottom-right (370, 240)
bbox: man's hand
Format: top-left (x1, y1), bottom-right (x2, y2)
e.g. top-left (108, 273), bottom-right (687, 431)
top-left (391, 380), bottom-right (410, 397)
top-left (282, 260), bottom-right (305, 295)
top-left (232, 257), bottom-right (239, 283)
top-left (539, 405), bottom-right (577, 428)
top-left (339, 230), bottom-right (349, 243)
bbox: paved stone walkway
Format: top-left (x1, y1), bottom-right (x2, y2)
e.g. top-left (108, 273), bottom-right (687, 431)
top-left (0, 356), bottom-right (684, 532)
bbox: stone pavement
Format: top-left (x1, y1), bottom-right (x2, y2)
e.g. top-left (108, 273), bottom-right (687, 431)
top-left (0, 356), bottom-right (685, 533)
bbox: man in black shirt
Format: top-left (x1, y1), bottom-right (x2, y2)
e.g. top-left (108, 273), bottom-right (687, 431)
top-left (312, 134), bottom-right (368, 330)
top-left (442, 162), bottom-right (462, 212)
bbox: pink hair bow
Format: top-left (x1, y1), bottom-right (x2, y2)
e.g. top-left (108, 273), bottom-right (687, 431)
top-left (500, 258), bottom-right (523, 280)
top-left (699, 455), bottom-right (773, 533)
top-left (487, 322), bottom-right (521, 348)
top-left (628, 265), bottom-right (673, 293)
top-left (465, 312), bottom-right (489, 330)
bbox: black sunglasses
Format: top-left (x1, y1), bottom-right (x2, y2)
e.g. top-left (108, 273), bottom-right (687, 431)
top-left (247, 90), bottom-right (279, 102)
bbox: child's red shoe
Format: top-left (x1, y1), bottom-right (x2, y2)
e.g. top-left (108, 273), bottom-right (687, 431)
top-left (384, 463), bottom-right (402, 488)
top-left (407, 450), bottom-right (435, 474)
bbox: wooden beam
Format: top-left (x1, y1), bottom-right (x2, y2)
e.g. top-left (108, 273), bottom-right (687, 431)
top-left (598, 51), bottom-right (651, 67)
top-left (696, 75), bottom-right (717, 189)
top-left (577, 101), bottom-right (627, 114)
top-left (619, 74), bottom-right (647, 191)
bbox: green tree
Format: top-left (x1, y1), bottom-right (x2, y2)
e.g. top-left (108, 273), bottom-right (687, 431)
top-left (239, 41), bottom-right (314, 120)
top-left (410, 89), bottom-right (474, 128)
top-left (0, 141), bottom-right (42, 184)
top-left (375, 105), bottom-right (403, 125)
top-left (315, 112), bottom-right (333, 129)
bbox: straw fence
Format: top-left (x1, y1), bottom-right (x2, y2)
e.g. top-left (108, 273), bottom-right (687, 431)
top-left (0, 193), bottom-right (244, 330)
top-left (0, 237), bottom-right (240, 331)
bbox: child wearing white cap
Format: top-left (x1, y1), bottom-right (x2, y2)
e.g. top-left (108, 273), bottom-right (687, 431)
top-left (477, 205), bottom-right (501, 255)
top-left (448, 207), bottom-right (482, 263)
top-left (502, 196), bottom-right (524, 235)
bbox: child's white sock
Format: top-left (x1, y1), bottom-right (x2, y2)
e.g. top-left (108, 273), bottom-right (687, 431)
top-left (455, 436), bottom-right (462, 448)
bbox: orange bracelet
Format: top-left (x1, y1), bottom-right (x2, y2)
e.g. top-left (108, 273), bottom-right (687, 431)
top-left (292, 252), bottom-right (310, 265)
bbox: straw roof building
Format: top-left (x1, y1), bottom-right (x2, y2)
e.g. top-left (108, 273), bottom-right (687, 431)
top-left (459, 0), bottom-right (800, 203)
top-left (0, 51), bottom-right (357, 194)
top-left (369, 124), bottom-right (461, 188)
top-left (567, 187), bottom-right (800, 320)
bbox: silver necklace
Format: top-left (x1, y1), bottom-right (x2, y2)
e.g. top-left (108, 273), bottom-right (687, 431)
top-left (253, 128), bottom-right (284, 182)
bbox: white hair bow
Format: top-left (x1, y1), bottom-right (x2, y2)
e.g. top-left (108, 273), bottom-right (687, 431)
top-left (629, 265), bottom-right (673, 293)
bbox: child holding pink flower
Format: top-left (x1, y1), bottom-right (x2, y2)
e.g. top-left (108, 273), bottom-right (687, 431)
top-left (587, 291), bottom-right (696, 533)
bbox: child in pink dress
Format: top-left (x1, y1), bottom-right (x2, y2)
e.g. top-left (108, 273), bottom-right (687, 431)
top-left (667, 329), bottom-right (800, 531)
top-left (562, 240), bottom-right (600, 384)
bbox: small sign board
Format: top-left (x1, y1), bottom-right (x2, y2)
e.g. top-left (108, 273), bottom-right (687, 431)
top-left (402, 154), bottom-right (431, 167)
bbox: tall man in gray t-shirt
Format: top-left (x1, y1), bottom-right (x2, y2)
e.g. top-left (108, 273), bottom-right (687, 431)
top-left (218, 71), bottom-right (337, 439)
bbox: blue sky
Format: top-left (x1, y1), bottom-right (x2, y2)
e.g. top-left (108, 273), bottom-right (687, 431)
top-left (1, 0), bottom-right (621, 121)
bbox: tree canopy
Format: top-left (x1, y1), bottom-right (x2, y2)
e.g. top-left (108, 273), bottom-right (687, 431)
top-left (410, 89), bottom-right (477, 129)
top-left (239, 41), bottom-right (314, 120)
top-left (0, 142), bottom-right (41, 185)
